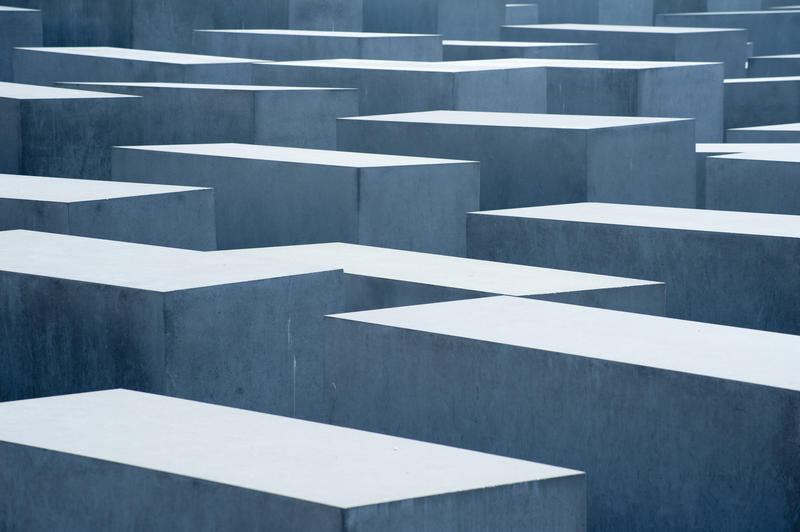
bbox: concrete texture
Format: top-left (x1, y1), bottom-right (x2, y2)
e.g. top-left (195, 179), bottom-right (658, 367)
top-left (215, 242), bottom-right (666, 315)
top-left (724, 76), bottom-right (800, 129)
top-left (748, 53), bottom-right (800, 76)
top-left (533, 0), bottom-right (655, 25)
top-left (0, 82), bottom-right (141, 180)
top-left (0, 389), bottom-right (587, 532)
top-left (113, 144), bottom-right (479, 255)
top-left (467, 202), bottom-right (800, 334)
top-left (505, 3), bottom-right (538, 25)
top-left (362, 0), bottom-right (505, 40)
top-left (58, 82), bottom-right (358, 150)
top-left (726, 122), bottom-right (800, 141)
top-left (0, 230), bottom-right (343, 420)
top-left (264, 0), bottom-right (363, 33)
top-left (324, 295), bottom-right (800, 532)
top-left (251, 58), bottom-right (548, 115)
top-left (0, 173), bottom-right (216, 249)
top-left (337, 110), bottom-right (696, 210)
top-left (0, 6), bottom-right (41, 81)
top-left (13, 46), bottom-right (254, 85)
top-left (193, 29), bottom-right (443, 61)
top-left (501, 24), bottom-right (748, 77)
top-left (443, 41), bottom-right (599, 61)
top-left (655, 0), bottom-right (764, 15)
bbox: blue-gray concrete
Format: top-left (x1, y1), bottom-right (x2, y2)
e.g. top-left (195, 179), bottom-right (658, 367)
top-left (655, 0), bottom-right (763, 15)
top-left (0, 390), bottom-right (587, 532)
top-left (727, 122), bottom-right (800, 141)
top-left (748, 53), bottom-right (800, 76)
top-left (264, 0), bottom-right (363, 33)
top-left (467, 202), bottom-right (800, 334)
top-left (533, 0), bottom-right (654, 25)
top-left (0, 230), bottom-right (343, 421)
top-left (0, 82), bottom-right (140, 180)
top-left (443, 40), bottom-right (599, 61)
top-left (324, 296), bottom-right (800, 532)
top-left (501, 24), bottom-right (748, 77)
top-left (58, 82), bottom-right (358, 150)
top-left (0, 174), bottom-right (216, 249)
top-left (338, 111), bottom-right (696, 210)
top-left (113, 144), bottom-right (479, 255)
top-left (0, 6), bottom-right (41, 80)
top-left (215, 242), bottom-right (666, 315)
top-left (724, 76), bottom-right (800, 129)
top-left (13, 47), bottom-right (255, 85)
top-left (251, 58), bottom-right (548, 115)
top-left (505, 3), bottom-right (538, 25)
top-left (362, 0), bottom-right (505, 40)
top-left (193, 29), bottom-right (443, 62)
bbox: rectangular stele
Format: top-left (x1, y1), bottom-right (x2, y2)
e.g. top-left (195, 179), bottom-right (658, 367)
top-left (748, 53), bottom-right (800, 77)
top-left (442, 40), bottom-right (599, 61)
top-left (0, 389), bottom-right (586, 531)
top-left (726, 122), bottom-right (800, 142)
top-left (362, 0), bottom-right (506, 40)
top-left (112, 144), bottom-right (479, 255)
top-left (0, 173), bottom-right (216, 249)
top-left (336, 110), bottom-right (696, 210)
top-left (215, 242), bottom-right (666, 315)
top-left (0, 6), bottom-right (41, 80)
top-left (0, 230), bottom-right (343, 421)
top-left (323, 296), bottom-right (800, 531)
top-left (466, 202), bottom-right (800, 334)
top-left (724, 76), bottom-right (800, 129)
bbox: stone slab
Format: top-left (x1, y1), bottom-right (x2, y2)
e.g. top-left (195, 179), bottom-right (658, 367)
top-left (0, 230), bottom-right (342, 420)
top-left (533, 0), bottom-right (655, 25)
top-left (467, 202), bottom-right (800, 333)
top-left (362, 0), bottom-right (505, 40)
top-left (0, 174), bottom-right (216, 249)
top-left (324, 295), bottom-right (800, 531)
top-left (0, 389), bottom-right (586, 531)
top-left (655, 0), bottom-right (764, 15)
top-left (442, 40), bottom-right (599, 61)
top-left (113, 144), bottom-right (479, 255)
top-left (337, 110), bottom-right (696, 210)
top-left (216, 242), bottom-right (666, 314)
top-left (748, 53), bottom-right (800, 76)
top-left (506, 3), bottom-right (538, 25)
top-left (0, 6), bottom-right (41, 80)
top-left (726, 121), bottom-right (800, 141)
top-left (724, 76), bottom-right (800, 129)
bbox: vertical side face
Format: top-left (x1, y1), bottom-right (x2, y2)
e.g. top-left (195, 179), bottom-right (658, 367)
top-left (18, 0), bottom-right (133, 47)
top-left (360, 70), bottom-right (454, 115)
top-left (0, 98), bottom-right (21, 174)
top-left (358, 35), bottom-right (444, 62)
top-left (362, 0), bottom-right (438, 35)
top-left (545, 67), bottom-right (639, 117)
top-left (183, 63), bottom-right (253, 85)
top-left (705, 158), bottom-right (800, 216)
top-left (454, 68), bottom-right (547, 114)
top-left (436, 0), bottom-right (504, 40)
top-left (0, 10), bottom-right (42, 79)
top-left (724, 80), bottom-right (800, 130)
top-left (597, 0), bottom-right (654, 26)
top-left (0, 198), bottom-right (69, 234)
top-left (288, 0), bottom-right (364, 31)
top-left (533, 0), bottom-right (598, 23)
top-left (673, 30), bottom-right (748, 79)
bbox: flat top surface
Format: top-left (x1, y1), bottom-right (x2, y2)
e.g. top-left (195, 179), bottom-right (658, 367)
top-left (453, 57), bottom-right (713, 69)
top-left (0, 81), bottom-right (137, 100)
top-left (661, 10), bottom-right (800, 15)
top-left (198, 29), bottom-right (434, 38)
top-left (726, 75), bottom-right (800, 83)
top-left (263, 58), bottom-right (549, 72)
top-left (217, 243), bottom-right (660, 295)
top-left (0, 174), bottom-right (207, 202)
top-left (332, 296), bottom-right (800, 392)
top-left (342, 110), bottom-right (686, 129)
top-left (696, 142), bottom-right (800, 153)
top-left (712, 149), bottom-right (800, 163)
top-left (730, 123), bottom-right (800, 131)
top-left (62, 81), bottom-right (352, 92)
top-left (0, 390), bottom-right (580, 508)
top-left (0, 231), bottom-right (336, 292)
top-left (505, 23), bottom-right (742, 33)
top-left (474, 202), bottom-right (800, 239)
top-left (443, 40), bottom-right (593, 47)
top-left (117, 143), bottom-right (473, 167)
top-left (17, 46), bottom-right (254, 64)
top-left (0, 5), bottom-right (37, 11)
top-left (751, 53), bottom-right (800, 59)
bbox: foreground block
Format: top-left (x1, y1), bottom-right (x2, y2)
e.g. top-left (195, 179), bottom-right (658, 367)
top-left (467, 202), bottom-right (800, 333)
top-left (362, 0), bottom-right (505, 40)
top-left (442, 40), bottom-right (598, 60)
top-left (0, 390), bottom-right (586, 531)
top-left (113, 144), bottom-right (479, 255)
top-left (324, 296), bottom-right (800, 531)
top-left (0, 230), bottom-right (342, 419)
top-left (727, 122), bottom-right (800, 141)
top-left (0, 6), bottom-right (41, 80)
top-left (748, 53), bottom-right (800, 76)
top-left (338, 110), bottom-right (696, 210)
top-left (0, 174), bottom-right (216, 249)
top-left (217, 242), bottom-right (666, 314)
top-left (724, 76), bottom-right (800, 129)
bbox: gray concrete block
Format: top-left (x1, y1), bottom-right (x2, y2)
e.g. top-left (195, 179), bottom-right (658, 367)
top-left (533, 0), bottom-right (654, 25)
top-left (748, 53), bottom-right (800, 76)
top-left (113, 144), bottom-right (479, 255)
top-left (324, 295), bottom-right (800, 531)
top-left (655, 0), bottom-right (763, 15)
top-left (0, 82), bottom-right (141, 180)
top-left (362, 0), bottom-right (505, 40)
top-left (338, 110), bottom-right (696, 210)
top-left (0, 6), bottom-right (41, 81)
top-left (0, 230), bottom-right (343, 420)
top-left (467, 202), bottom-right (800, 334)
top-left (194, 29), bottom-right (443, 62)
top-left (505, 3), bottom-right (538, 25)
top-left (251, 58), bottom-right (548, 115)
top-left (0, 389), bottom-right (587, 532)
top-left (724, 76), bottom-right (800, 129)
top-left (264, 0), bottom-right (364, 33)
top-left (0, 174), bottom-right (216, 249)
top-left (57, 82), bottom-right (358, 150)
top-left (501, 23), bottom-right (748, 77)
top-left (727, 121), bottom-right (800, 141)
top-left (13, 46), bottom-right (254, 85)
top-left (215, 242), bottom-right (666, 315)
top-left (443, 40), bottom-right (599, 61)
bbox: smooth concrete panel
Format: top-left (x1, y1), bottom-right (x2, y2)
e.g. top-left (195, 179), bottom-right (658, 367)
top-left (362, 0), bottom-right (505, 40)
top-left (505, 3), bottom-right (538, 25)
top-left (534, 0), bottom-right (654, 25)
top-left (655, 0), bottom-right (763, 15)
top-left (748, 53), bottom-right (800, 76)
top-left (0, 6), bottom-right (41, 80)
top-left (726, 122), bottom-right (800, 141)
top-left (724, 76), bottom-right (800, 129)
top-left (267, 0), bottom-right (363, 32)
top-left (443, 41), bottom-right (599, 60)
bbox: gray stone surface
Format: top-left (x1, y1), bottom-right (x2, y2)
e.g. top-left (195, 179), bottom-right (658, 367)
top-left (748, 53), bottom-right (800, 76)
top-left (215, 242), bottom-right (666, 314)
top-left (0, 230), bottom-right (343, 420)
top-left (505, 3), bottom-right (538, 25)
top-left (443, 40), bottom-right (599, 60)
top-left (0, 389), bottom-right (587, 532)
top-left (655, 0), bottom-right (764, 15)
top-left (726, 121), bottom-right (800, 141)
top-left (724, 76), bottom-right (800, 129)
top-left (113, 144), bottom-right (479, 255)
top-left (0, 174), bottom-right (216, 249)
top-left (338, 110), bottom-right (696, 210)
top-left (362, 0), bottom-right (505, 40)
top-left (467, 202), bottom-right (800, 334)
top-left (533, 0), bottom-right (654, 25)
top-left (324, 295), bottom-right (800, 532)
top-left (0, 6), bottom-right (41, 81)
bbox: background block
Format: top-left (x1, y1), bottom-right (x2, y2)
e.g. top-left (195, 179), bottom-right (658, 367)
top-left (748, 53), bottom-right (800, 76)
top-left (724, 76), bottom-right (800, 129)
top-left (362, 0), bottom-right (505, 40)
top-left (505, 3), bottom-right (538, 25)
top-left (0, 6), bottom-right (41, 80)
top-left (533, 0), bottom-right (654, 25)
top-left (443, 40), bottom-right (599, 60)
top-left (727, 122), bottom-right (800, 141)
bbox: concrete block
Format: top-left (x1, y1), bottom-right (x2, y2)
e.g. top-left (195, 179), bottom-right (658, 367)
top-left (0, 174), bottom-right (216, 249)
top-left (338, 110), bottom-right (696, 210)
top-left (467, 202), bottom-right (800, 333)
top-left (0, 230), bottom-right (343, 420)
top-left (0, 82), bottom-right (140, 180)
top-left (656, 10), bottom-right (800, 56)
top-left (194, 29), bottom-right (443, 62)
top-left (501, 23), bottom-right (748, 77)
top-left (748, 53), bottom-right (800, 76)
top-left (724, 76), bottom-right (800, 129)
top-left (727, 122), bottom-right (800, 141)
top-left (362, 0), bottom-right (505, 40)
top-left (443, 40), bottom-right (599, 61)
top-left (216, 242), bottom-right (666, 314)
top-left (264, 0), bottom-right (364, 33)
top-left (505, 3), bottom-right (538, 25)
top-left (58, 82), bottom-right (358, 150)
top-left (113, 144), bottom-right (479, 255)
top-left (0, 389), bottom-right (587, 532)
top-left (324, 295), bottom-right (800, 531)
top-left (655, 0), bottom-right (763, 14)
top-left (533, 0), bottom-right (654, 25)
top-left (251, 59), bottom-right (548, 115)
top-left (0, 6), bottom-right (41, 80)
